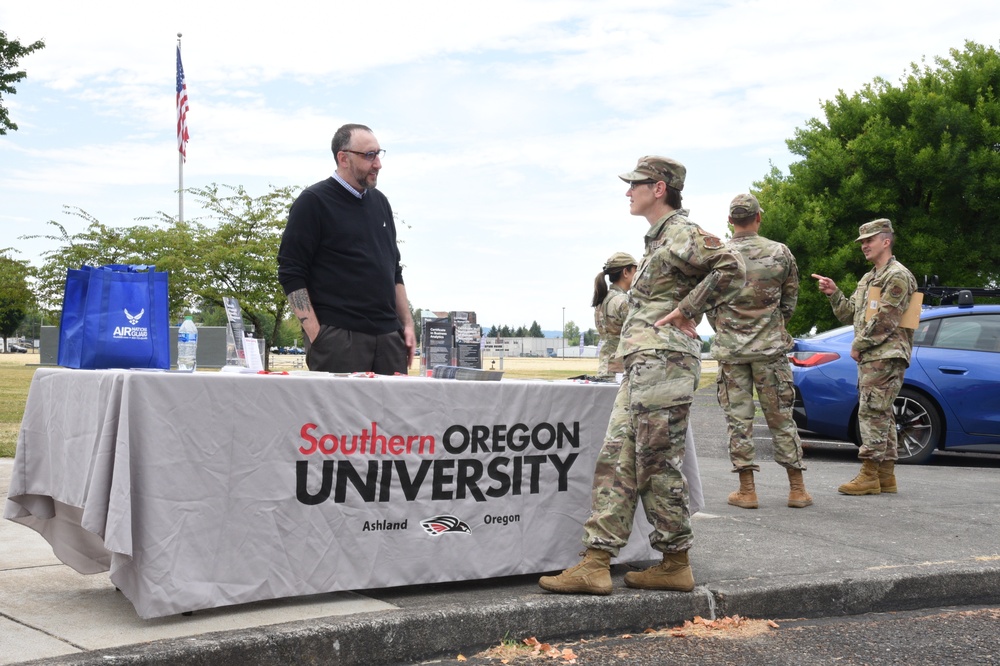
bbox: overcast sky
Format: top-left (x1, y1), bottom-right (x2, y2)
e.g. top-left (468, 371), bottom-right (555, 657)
top-left (2, 1), bottom-right (998, 333)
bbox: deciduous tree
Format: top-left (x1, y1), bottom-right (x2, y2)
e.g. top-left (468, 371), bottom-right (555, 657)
top-left (0, 30), bottom-right (45, 135)
top-left (564, 320), bottom-right (580, 345)
top-left (756, 40), bottom-right (1000, 334)
top-left (25, 208), bottom-right (197, 321)
top-left (0, 251), bottom-right (34, 351)
top-left (161, 183), bottom-right (299, 368)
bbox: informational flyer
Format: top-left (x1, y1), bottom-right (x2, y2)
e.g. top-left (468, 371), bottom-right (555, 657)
top-left (423, 318), bottom-right (453, 368)
top-left (243, 334), bottom-right (264, 371)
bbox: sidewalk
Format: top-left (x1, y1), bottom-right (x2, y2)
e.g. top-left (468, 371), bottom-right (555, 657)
top-left (3, 388), bottom-right (1000, 665)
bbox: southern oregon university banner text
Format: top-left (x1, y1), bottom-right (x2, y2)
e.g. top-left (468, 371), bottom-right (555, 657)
top-left (7, 370), bottom-right (668, 618)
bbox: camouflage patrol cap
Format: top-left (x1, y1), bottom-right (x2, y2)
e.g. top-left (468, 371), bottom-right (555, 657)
top-left (603, 251), bottom-right (637, 272)
top-left (855, 218), bottom-right (894, 241)
top-left (618, 156), bottom-right (686, 191)
top-left (729, 193), bottom-right (762, 221)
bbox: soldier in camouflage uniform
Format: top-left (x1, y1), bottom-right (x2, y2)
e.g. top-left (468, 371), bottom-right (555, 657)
top-left (812, 219), bottom-right (917, 496)
top-left (594, 251), bottom-right (637, 378)
top-left (539, 156), bottom-right (745, 596)
top-left (706, 194), bottom-right (812, 510)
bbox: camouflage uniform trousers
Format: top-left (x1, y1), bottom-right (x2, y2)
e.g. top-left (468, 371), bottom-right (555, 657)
top-left (583, 349), bottom-right (699, 556)
top-left (716, 358), bottom-right (806, 472)
top-left (857, 358), bottom-right (907, 462)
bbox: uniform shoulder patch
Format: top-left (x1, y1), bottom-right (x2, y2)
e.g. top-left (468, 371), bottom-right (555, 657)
top-left (696, 228), bottom-right (724, 250)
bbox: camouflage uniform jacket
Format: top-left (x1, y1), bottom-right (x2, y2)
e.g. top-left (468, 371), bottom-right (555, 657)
top-left (619, 209), bottom-right (746, 360)
top-left (595, 284), bottom-right (630, 375)
top-left (707, 231), bottom-right (798, 362)
top-left (829, 256), bottom-right (917, 363)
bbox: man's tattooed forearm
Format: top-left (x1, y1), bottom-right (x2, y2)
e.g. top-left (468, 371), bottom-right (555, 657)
top-left (288, 289), bottom-right (313, 314)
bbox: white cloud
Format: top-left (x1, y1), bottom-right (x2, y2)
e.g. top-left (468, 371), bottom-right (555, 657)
top-left (2, 0), bottom-right (999, 330)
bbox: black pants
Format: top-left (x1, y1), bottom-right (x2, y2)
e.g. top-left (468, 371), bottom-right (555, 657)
top-left (305, 325), bottom-right (407, 375)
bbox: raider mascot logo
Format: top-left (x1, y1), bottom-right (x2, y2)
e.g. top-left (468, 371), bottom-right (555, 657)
top-left (420, 515), bottom-right (472, 536)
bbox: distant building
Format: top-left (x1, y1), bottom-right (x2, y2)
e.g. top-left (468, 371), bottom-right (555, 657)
top-left (481, 337), bottom-right (597, 358)
top-left (483, 337), bottom-right (559, 357)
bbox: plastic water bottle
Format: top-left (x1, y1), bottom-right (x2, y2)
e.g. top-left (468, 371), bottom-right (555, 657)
top-left (177, 316), bottom-right (198, 371)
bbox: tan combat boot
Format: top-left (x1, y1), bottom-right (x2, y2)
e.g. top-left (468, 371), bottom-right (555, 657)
top-left (878, 460), bottom-right (897, 493)
top-left (728, 469), bottom-right (758, 509)
top-left (538, 548), bottom-right (612, 595)
top-left (837, 459), bottom-right (881, 495)
top-left (623, 551), bottom-right (695, 592)
top-left (786, 468), bottom-right (813, 508)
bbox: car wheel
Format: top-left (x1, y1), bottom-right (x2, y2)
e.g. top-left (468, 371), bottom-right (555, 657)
top-left (893, 388), bottom-right (941, 465)
top-left (851, 387), bottom-right (941, 464)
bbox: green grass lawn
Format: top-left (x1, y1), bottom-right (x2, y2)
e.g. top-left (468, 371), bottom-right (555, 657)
top-left (0, 363), bottom-right (35, 458)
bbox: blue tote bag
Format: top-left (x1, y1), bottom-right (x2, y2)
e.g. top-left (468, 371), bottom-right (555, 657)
top-left (57, 264), bottom-right (170, 369)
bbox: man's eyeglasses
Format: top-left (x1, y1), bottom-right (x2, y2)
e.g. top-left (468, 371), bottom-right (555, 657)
top-left (342, 149), bottom-right (386, 161)
top-left (627, 180), bottom-right (655, 191)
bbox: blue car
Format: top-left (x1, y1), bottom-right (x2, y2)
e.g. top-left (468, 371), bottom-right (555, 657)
top-left (789, 297), bottom-right (1000, 463)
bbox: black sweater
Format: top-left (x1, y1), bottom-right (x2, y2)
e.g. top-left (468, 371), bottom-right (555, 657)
top-left (277, 178), bottom-right (403, 335)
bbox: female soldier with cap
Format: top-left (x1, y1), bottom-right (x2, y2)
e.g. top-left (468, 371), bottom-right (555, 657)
top-left (540, 156), bottom-right (744, 596)
top-left (593, 252), bottom-right (637, 379)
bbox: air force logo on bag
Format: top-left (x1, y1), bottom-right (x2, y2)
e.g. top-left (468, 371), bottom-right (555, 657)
top-left (114, 308), bottom-right (149, 340)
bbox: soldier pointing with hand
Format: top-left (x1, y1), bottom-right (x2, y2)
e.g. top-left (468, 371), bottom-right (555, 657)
top-left (812, 218), bottom-right (917, 496)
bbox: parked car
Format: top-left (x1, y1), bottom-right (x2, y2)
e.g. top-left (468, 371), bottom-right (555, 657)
top-left (789, 292), bottom-right (1000, 464)
top-left (271, 346), bottom-right (303, 355)
top-left (8, 343), bottom-right (28, 353)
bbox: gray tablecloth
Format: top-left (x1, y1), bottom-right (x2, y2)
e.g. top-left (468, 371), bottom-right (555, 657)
top-left (5, 368), bottom-right (703, 618)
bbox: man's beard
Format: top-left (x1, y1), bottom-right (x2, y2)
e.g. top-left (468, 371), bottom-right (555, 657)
top-left (353, 164), bottom-right (377, 189)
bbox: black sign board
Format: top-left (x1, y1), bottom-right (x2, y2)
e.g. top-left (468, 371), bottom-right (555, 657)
top-left (456, 341), bottom-right (481, 369)
top-left (423, 318), bottom-right (453, 368)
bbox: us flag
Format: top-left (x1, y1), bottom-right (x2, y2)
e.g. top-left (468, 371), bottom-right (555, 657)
top-left (176, 45), bottom-right (189, 160)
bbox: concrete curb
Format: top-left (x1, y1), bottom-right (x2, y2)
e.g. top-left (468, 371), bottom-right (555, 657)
top-left (715, 561), bottom-right (1000, 619)
top-left (18, 564), bottom-right (1000, 666)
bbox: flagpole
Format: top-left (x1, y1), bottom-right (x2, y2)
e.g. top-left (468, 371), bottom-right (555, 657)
top-left (177, 33), bottom-right (184, 223)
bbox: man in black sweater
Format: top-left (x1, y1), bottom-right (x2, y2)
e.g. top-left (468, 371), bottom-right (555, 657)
top-left (278, 123), bottom-right (415, 374)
